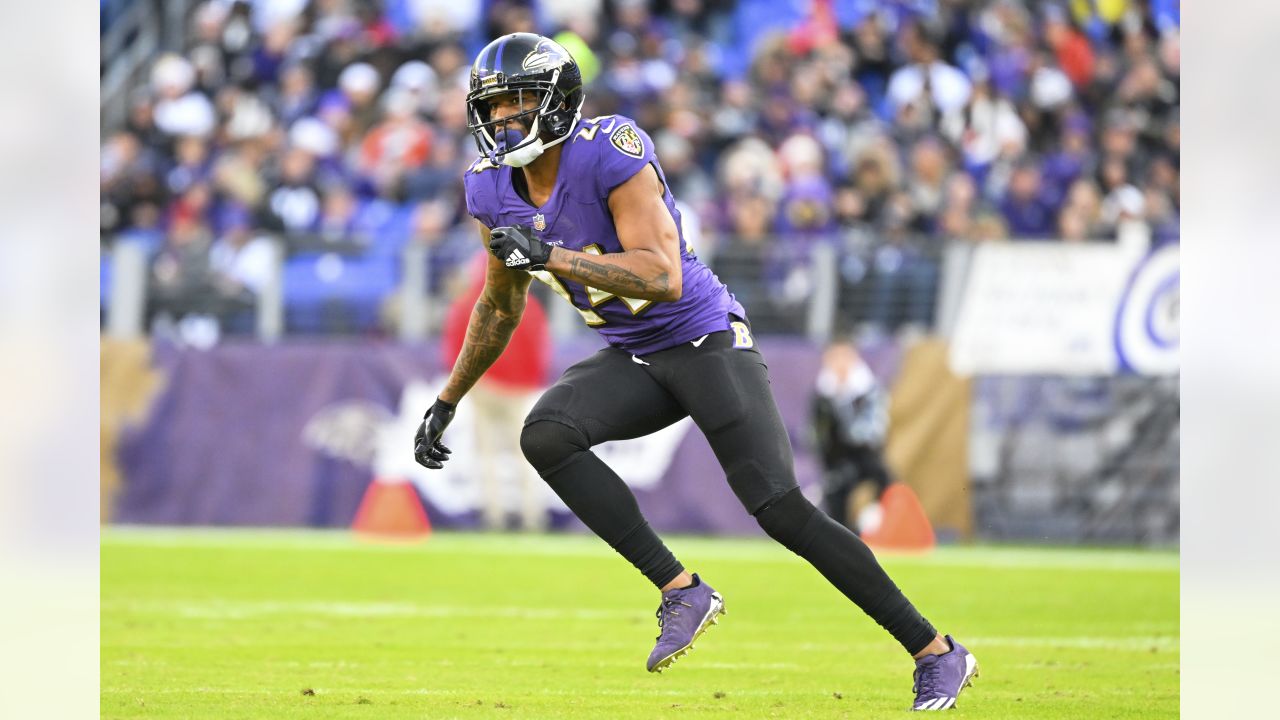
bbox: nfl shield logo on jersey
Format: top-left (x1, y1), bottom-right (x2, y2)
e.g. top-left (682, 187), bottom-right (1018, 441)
top-left (532, 213), bottom-right (546, 232)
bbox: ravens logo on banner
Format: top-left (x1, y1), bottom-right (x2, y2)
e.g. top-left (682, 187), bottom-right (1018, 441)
top-left (610, 124), bottom-right (644, 159)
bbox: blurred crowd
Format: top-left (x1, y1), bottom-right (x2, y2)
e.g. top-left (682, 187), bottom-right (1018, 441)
top-left (100, 0), bottom-right (1180, 337)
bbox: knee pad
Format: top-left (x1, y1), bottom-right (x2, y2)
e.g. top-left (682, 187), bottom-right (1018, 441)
top-left (519, 418), bottom-right (589, 474)
top-left (753, 487), bottom-right (823, 554)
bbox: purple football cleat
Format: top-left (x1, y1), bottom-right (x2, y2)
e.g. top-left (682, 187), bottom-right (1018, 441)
top-left (646, 574), bottom-right (726, 673)
top-left (911, 636), bottom-right (979, 711)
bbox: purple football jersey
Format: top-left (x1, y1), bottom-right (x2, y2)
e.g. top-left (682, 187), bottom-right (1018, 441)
top-left (464, 114), bottom-right (745, 355)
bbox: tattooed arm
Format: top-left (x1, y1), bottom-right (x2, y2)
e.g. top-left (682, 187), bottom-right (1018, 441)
top-left (543, 164), bottom-right (683, 302)
top-left (438, 223), bottom-right (533, 405)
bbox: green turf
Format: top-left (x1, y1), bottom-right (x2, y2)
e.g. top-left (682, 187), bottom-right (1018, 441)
top-left (101, 529), bottom-right (1178, 718)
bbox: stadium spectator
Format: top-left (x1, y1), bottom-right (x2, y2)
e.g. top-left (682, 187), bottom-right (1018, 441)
top-left (209, 207), bottom-right (275, 333)
top-left (336, 62), bottom-right (383, 137)
top-left (1042, 4), bottom-right (1095, 90)
top-left (1040, 113), bottom-right (1095, 208)
top-left (943, 74), bottom-right (1027, 187)
top-left (1062, 178), bottom-right (1107, 238)
top-left (832, 182), bottom-right (868, 229)
top-left (188, 2), bottom-right (233, 94)
top-left (404, 129), bottom-right (464, 203)
top-left (1000, 159), bottom-right (1055, 238)
top-left (846, 11), bottom-right (892, 108)
top-left (124, 88), bottom-right (168, 150)
top-left (211, 137), bottom-right (270, 211)
top-left (288, 116), bottom-right (345, 186)
top-left (850, 139), bottom-right (899, 230)
top-left (101, 131), bottom-right (166, 245)
top-left (165, 136), bottom-right (214, 198)
top-left (905, 136), bottom-right (951, 232)
top-left (359, 88), bottom-right (434, 198)
top-left (775, 133), bottom-right (835, 238)
top-left (714, 194), bottom-right (776, 317)
top-left (937, 172), bottom-right (978, 240)
top-left (705, 79), bottom-right (755, 160)
top-left (261, 147), bottom-right (323, 237)
top-left (150, 54), bottom-right (217, 139)
top-left (653, 131), bottom-right (715, 215)
top-left (313, 186), bottom-right (367, 248)
top-left (886, 19), bottom-right (971, 133)
top-left (390, 59), bottom-right (440, 115)
top-left (275, 62), bottom-right (319, 126)
top-left (148, 214), bottom-right (216, 325)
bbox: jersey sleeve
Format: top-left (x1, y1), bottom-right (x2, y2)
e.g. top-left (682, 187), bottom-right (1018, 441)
top-left (463, 157), bottom-right (500, 228)
top-left (595, 117), bottom-right (659, 199)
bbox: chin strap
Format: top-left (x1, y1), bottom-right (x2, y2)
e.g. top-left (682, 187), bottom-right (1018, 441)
top-left (500, 110), bottom-right (580, 168)
top-left (501, 138), bottom-right (546, 167)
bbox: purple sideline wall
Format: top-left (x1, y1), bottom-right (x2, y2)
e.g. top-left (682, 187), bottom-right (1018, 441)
top-left (113, 337), bottom-right (904, 535)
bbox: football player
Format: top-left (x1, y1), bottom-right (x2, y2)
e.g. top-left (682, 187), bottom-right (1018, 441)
top-left (414, 33), bottom-right (977, 711)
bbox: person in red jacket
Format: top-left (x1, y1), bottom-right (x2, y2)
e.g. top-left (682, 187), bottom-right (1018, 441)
top-left (442, 252), bottom-right (551, 530)
top-left (1044, 6), bottom-right (1095, 91)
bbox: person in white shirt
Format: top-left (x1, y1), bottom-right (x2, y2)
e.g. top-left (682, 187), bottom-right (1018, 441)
top-left (886, 21), bottom-right (972, 129)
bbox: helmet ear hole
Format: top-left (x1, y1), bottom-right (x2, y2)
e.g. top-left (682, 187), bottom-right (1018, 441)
top-left (546, 113), bottom-right (567, 137)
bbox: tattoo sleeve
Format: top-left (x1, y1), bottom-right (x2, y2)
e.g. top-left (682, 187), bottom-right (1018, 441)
top-left (440, 289), bottom-right (525, 403)
top-left (551, 246), bottom-right (674, 301)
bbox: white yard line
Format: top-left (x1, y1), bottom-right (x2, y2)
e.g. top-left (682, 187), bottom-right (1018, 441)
top-left (103, 595), bottom-right (1179, 654)
top-left (101, 686), bottom-right (868, 697)
top-left (102, 599), bottom-right (636, 621)
top-left (961, 635), bottom-right (1179, 650)
top-left (103, 527), bottom-right (1178, 572)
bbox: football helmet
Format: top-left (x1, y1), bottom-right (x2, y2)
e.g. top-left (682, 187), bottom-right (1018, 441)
top-left (466, 33), bottom-right (584, 168)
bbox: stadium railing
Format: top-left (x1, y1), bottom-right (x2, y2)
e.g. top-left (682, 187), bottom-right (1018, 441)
top-left (102, 230), bottom-right (958, 344)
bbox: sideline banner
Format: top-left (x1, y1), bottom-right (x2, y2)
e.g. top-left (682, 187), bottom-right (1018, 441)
top-left (950, 243), bottom-right (1179, 376)
top-left (110, 337), bottom-right (866, 534)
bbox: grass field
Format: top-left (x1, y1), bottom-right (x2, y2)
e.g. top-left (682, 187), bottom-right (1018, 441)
top-left (101, 529), bottom-right (1178, 718)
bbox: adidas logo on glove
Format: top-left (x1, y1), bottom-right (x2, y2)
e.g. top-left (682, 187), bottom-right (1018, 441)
top-left (505, 249), bottom-right (528, 268)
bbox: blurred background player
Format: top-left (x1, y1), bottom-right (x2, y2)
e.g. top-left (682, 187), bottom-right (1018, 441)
top-left (413, 33), bottom-right (978, 711)
top-left (812, 339), bottom-right (895, 534)
top-left (442, 253), bottom-right (551, 532)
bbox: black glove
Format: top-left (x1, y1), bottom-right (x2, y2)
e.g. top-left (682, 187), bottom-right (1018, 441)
top-left (489, 224), bottom-right (552, 271)
top-left (413, 397), bottom-right (456, 469)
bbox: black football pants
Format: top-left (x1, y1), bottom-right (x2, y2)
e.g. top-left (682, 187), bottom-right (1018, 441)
top-left (518, 322), bottom-right (939, 654)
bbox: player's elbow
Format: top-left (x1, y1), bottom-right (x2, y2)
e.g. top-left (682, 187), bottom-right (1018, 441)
top-left (660, 279), bottom-right (682, 302)
top-left (657, 259), bottom-right (682, 302)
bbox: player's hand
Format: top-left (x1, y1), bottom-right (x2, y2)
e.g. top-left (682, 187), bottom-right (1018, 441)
top-left (413, 397), bottom-right (457, 469)
top-left (489, 224), bottom-right (552, 271)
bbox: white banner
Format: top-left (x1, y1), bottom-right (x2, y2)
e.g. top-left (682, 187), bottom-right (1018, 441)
top-left (949, 242), bottom-right (1178, 376)
top-left (376, 380), bottom-right (693, 515)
